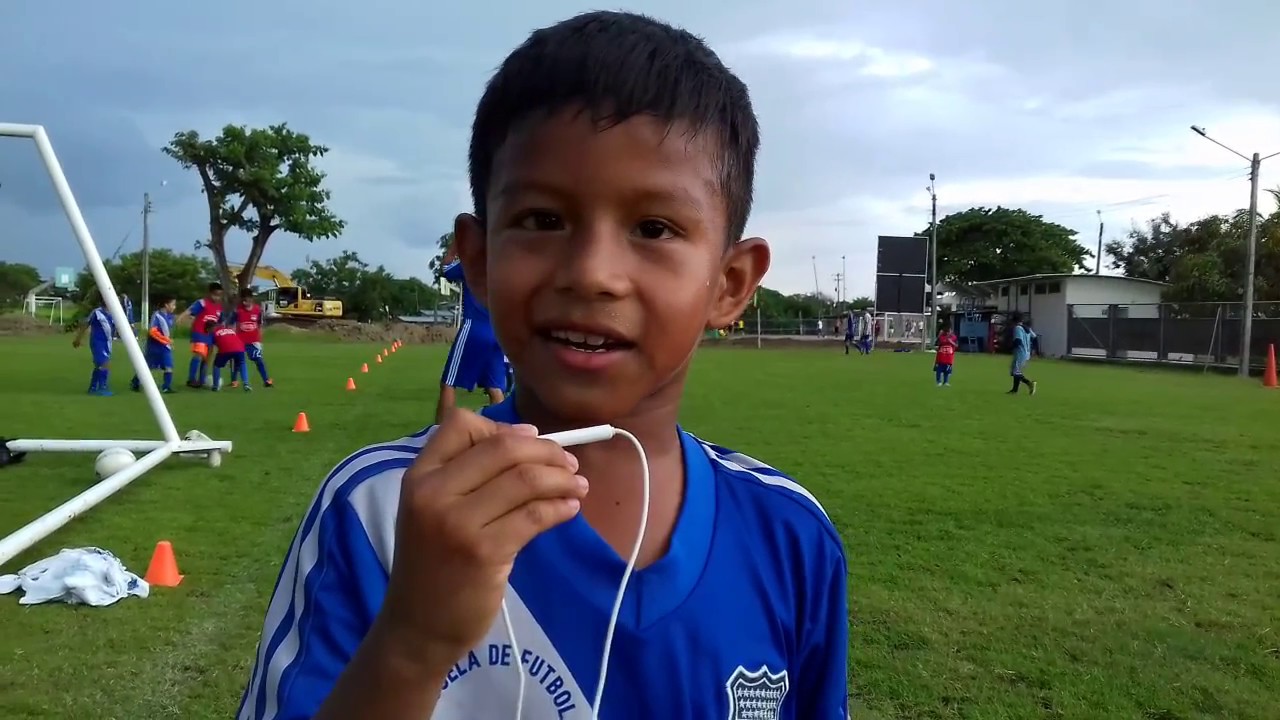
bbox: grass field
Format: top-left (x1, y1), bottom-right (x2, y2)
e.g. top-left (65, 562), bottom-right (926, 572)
top-left (1, 333), bottom-right (1277, 719)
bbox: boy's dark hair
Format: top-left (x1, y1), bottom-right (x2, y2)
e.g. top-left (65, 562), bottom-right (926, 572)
top-left (468, 11), bottom-right (759, 241)
top-left (239, 287), bottom-right (254, 300)
top-left (154, 294), bottom-right (175, 307)
top-left (203, 318), bottom-right (218, 335)
top-left (208, 281), bottom-right (223, 293)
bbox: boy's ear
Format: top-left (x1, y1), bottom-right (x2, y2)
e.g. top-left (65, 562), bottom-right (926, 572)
top-left (707, 237), bottom-right (771, 329)
top-left (453, 213), bottom-right (488, 306)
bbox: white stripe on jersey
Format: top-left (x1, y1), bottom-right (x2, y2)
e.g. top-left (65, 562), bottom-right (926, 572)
top-left (239, 427), bottom-right (435, 720)
top-left (695, 439), bottom-right (829, 518)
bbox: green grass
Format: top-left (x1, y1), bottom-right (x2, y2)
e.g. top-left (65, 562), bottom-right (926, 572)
top-left (0, 334), bottom-right (1277, 719)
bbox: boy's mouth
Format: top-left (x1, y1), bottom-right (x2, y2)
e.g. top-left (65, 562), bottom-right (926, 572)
top-left (542, 328), bottom-right (634, 354)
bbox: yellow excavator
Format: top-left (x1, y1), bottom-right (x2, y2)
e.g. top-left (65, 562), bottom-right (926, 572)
top-left (228, 263), bottom-right (344, 319)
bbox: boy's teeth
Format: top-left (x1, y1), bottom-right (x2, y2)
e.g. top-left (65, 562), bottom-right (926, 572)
top-left (552, 330), bottom-right (608, 346)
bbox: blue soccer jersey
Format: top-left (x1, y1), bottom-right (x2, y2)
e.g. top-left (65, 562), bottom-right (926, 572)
top-left (88, 307), bottom-right (114, 346)
top-left (237, 398), bottom-right (849, 720)
top-left (442, 259), bottom-right (491, 326)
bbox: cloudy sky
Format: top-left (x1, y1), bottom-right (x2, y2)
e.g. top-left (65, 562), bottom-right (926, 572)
top-left (2, 0), bottom-right (1277, 297)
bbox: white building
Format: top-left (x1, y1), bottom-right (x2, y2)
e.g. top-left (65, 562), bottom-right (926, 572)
top-left (970, 274), bottom-right (1167, 358)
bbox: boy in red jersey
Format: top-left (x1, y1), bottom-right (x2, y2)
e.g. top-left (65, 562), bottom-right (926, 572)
top-left (233, 288), bottom-right (273, 388)
top-left (208, 319), bottom-right (251, 392)
top-left (934, 322), bottom-right (958, 386)
top-left (177, 281), bottom-right (225, 388)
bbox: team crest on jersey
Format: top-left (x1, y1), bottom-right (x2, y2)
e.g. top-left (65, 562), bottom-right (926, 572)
top-left (725, 665), bottom-right (789, 720)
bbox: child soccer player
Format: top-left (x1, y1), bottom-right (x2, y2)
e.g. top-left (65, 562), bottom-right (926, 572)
top-left (71, 295), bottom-right (116, 396)
top-left (233, 288), bottom-right (273, 388)
top-left (130, 295), bottom-right (178, 393)
top-left (178, 281), bottom-right (225, 388)
top-left (935, 322), bottom-right (958, 386)
top-left (237, 12), bottom-right (848, 720)
top-left (1008, 314), bottom-right (1038, 395)
top-left (436, 241), bottom-right (509, 423)
top-left (209, 320), bottom-right (250, 392)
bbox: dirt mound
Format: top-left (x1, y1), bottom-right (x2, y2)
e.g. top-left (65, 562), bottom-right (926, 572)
top-left (311, 320), bottom-right (456, 344)
top-left (0, 313), bottom-right (63, 336)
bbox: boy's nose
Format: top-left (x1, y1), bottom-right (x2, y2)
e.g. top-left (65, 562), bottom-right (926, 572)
top-left (553, 224), bottom-right (632, 298)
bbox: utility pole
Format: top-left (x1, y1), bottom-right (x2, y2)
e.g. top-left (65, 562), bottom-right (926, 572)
top-left (1096, 210), bottom-right (1104, 275)
top-left (928, 173), bottom-right (938, 345)
top-left (141, 192), bottom-right (153, 339)
top-left (1189, 126), bottom-right (1276, 377)
top-left (1243, 152), bottom-right (1261, 376)
top-left (841, 255), bottom-right (847, 305)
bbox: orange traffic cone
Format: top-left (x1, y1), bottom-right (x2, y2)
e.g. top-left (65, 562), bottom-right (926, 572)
top-left (383, 348), bottom-right (389, 357)
top-left (144, 540), bottom-right (184, 587)
top-left (292, 412), bottom-right (311, 432)
top-left (361, 363), bottom-right (369, 373)
top-left (346, 377), bottom-right (357, 391)
top-left (1264, 344), bottom-right (1278, 389)
top-left (376, 355), bottom-right (382, 364)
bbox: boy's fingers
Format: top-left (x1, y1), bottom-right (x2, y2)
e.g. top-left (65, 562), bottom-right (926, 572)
top-left (485, 498), bottom-right (583, 557)
top-left (464, 464), bottom-right (587, 527)
top-left (412, 408), bottom-right (540, 475)
top-left (439, 433), bottom-right (576, 497)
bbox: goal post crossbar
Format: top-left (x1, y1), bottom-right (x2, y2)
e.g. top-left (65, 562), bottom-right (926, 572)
top-left (0, 122), bottom-right (233, 569)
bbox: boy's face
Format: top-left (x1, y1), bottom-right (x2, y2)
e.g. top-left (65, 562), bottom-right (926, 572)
top-left (210, 289), bottom-right (224, 303)
top-left (163, 300), bottom-right (177, 313)
top-left (457, 110), bottom-right (769, 424)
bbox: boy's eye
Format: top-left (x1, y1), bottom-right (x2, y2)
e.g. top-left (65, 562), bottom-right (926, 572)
top-left (517, 211), bottom-right (565, 232)
top-left (635, 219), bottom-right (676, 241)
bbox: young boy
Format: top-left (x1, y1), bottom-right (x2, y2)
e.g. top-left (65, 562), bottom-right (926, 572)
top-left (237, 11), bottom-right (848, 720)
top-left (1008, 314), bottom-right (1038, 395)
top-left (209, 320), bottom-right (251, 392)
top-left (178, 281), bottom-right (224, 388)
top-left (130, 295), bottom-right (178, 393)
top-left (934, 322), bottom-right (958, 387)
top-left (233, 288), bottom-right (273, 388)
top-left (71, 295), bottom-right (116, 396)
top-left (436, 242), bottom-right (508, 423)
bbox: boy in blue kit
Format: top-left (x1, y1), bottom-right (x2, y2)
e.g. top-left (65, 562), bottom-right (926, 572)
top-left (238, 11), bottom-right (849, 720)
top-left (72, 295), bottom-right (117, 396)
top-left (436, 241), bottom-right (509, 423)
top-left (130, 295), bottom-right (178, 393)
top-left (177, 281), bottom-right (225, 388)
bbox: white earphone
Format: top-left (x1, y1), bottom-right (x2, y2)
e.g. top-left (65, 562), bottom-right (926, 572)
top-left (499, 424), bottom-right (650, 720)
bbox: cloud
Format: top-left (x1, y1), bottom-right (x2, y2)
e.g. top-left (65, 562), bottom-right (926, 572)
top-left (1, 0), bottom-right (1278, 299)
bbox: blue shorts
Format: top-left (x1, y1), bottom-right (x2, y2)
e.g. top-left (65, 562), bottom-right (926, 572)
top-left (442, 320), bottom-right (507, 392)
top-left (90, 341), bottom-right (111, 367)
top-left (934, 362), bottom-right (954, 374)
top-left (214, 351), bottom-right (245, 369)
top-left (146, 344), bottom-right (174, 370)
top-left (245, 342), bottom-right (263, 361)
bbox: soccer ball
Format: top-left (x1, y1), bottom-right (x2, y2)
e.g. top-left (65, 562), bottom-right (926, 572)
top-left (94, 447), bottom-right (137, 480)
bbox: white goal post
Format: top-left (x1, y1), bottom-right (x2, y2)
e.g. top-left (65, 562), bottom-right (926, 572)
top-left (0, 123), bottom-right (233, 568)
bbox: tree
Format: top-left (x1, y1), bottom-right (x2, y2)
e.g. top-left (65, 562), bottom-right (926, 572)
top-left (291, 250), bottom-right (444, 322)
top-left (1106, 192), bottom-right (1280, 303)
top-left (164, 123), bottom-right (346, 295)
top-left (428, 232), bottom-right (454, 279)
top-left (0, 261), bottom-right (42, 308)
top-left (73, 250), bottom-right (215, 308)
top-left (922, 207), bottom-right (1092, 287)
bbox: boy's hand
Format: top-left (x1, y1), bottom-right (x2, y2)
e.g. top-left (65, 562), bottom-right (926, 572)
top-left (72, 338), bottom-right (81, 349)
top-left (376, 409), bottom-right (587, 674)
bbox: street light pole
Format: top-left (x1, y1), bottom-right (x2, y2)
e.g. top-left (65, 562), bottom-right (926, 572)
top-left (928, 173), bottom-right (938, 345)
top-left (141, 192), bottom-right (153, 340)
top-left (1189, 126), bottom-right (1277, 377)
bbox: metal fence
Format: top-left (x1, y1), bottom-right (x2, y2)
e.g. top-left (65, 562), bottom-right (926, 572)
top-left (735, 313), bottom-right (929, 343)
top-left (1067, 302), bottom-right (1280, 369)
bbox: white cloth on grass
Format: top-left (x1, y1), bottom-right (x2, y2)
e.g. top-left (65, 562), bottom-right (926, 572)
top-left (0, 547), bottom-right (149, 606)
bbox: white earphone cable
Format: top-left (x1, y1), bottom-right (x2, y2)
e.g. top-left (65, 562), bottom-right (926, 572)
top-left (501, 425), bottom-right (650, 719)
